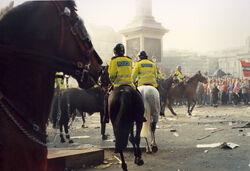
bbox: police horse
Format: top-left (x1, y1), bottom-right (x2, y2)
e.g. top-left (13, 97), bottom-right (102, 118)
top-left (108, 85), bottom-right (145, 171)
top-left (51, 66), bottom-right (110, 142)
top-left (138, 85), bottom-right (160, 153)
top-left (0, 1), bottom-right (103, 171)
top-left (160, 72), bottom-right (207, 116)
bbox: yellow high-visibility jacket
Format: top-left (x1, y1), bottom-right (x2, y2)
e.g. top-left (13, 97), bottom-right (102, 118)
top-left (93, 84), bottom-right (99, 88)
top-left (132, 59), bottom-right (158, 88)
top-left (157, 70), bottom-right (163, 80)
top-left (54, 72), bottom-right (66, 90)
top-left (108, 56), bottom-right (135, 88)
top-left (174, 70), bottom-right (184, 83)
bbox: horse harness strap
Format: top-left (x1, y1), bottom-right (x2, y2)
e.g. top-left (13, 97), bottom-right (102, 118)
top-left (0, 90), bottom-right (47, 147)
top-left (52, 1), bottom-right (90, 64)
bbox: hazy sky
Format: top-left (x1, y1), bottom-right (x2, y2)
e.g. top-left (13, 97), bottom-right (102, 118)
top-left (1, 0), bottom-right (250, 52)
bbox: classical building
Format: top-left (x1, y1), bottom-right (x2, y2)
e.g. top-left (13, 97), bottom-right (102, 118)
top-left (120, 0), bottom-right (168, 62)
top-left (216, 38), bottom-right (250, 78)
top-left (162, 50), bottom-right (214, 75)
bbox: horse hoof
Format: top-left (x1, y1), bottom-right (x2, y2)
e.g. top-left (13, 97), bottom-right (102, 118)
top-left (66, 135), bottom-right (70, 139)
top-left (60, 139), bottom-right (65, 143)
top-left (102, 135), bottom-right (108, 140)
top-left (68, 140), bottom-right (74, 143)
top-left (187, 113), bottom-right (192, 118)
top-left (160, 111), bottom-right (165, 117)
top-left (121, 163), bottom-right (127, 171)
top-left (146, 150), bottom-right (152, 154)
top-left (152, 146), bottom-right (158, 153)
top-left (135, 158), bottom-right (144, 166)
top-left (82, 125), bottom-right (88, 128)
top-left (172, 113), bottom-right (177, 116)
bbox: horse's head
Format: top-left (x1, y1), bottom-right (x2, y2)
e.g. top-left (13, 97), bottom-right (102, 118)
top-left (0, 1), bottom-right (103, 89)
top-left (99, 65), bottom-right (111, 88)
top-left (197, 71), bottom-right (208, 84)
top-left (51, 1), bottom-right (103, 89)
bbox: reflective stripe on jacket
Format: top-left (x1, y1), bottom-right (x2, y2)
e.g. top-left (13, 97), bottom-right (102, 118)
top-left (132, 59), bottom-right (158, 87)
top-left (174, 70), bottom-right (184, 83)
top-left (108, 56), bottom-right (135, 88)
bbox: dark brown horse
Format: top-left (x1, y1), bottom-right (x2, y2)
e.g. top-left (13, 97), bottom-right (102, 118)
top-left (160, 72), bottom-right (207, 116)
top-left (0, 1), bottom-right (102, 171)
top-left (51, 66), bottom-right (110, 142)
top-left (108, 85), bottom-right (145, 171)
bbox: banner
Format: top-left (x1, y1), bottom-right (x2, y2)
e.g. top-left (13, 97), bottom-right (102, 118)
top-left (240, 60), bottom-right (250, 77)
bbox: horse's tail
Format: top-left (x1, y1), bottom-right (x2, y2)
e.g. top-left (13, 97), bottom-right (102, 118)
top-left (140, 87), bottom-right (160, 137)
top-left (114, 91), bottom-right (133, 152)
top-left (140, 100), bottom-right (151, 137)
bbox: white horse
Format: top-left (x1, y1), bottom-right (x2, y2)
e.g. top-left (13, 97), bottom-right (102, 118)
top-left (138, 85), bottom-right (160, 153)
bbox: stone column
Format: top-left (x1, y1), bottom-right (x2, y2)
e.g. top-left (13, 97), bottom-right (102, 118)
top-left (120, 0), bottom-right (168, 62)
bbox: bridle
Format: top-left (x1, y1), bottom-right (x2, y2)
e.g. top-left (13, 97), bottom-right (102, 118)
top-left (52, 0), bottom-right (95, 78)
top-left (0, 1), bottom-right (99, 147)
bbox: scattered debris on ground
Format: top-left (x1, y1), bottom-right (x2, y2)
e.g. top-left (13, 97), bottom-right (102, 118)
top-left (197, 135), bottom-right (211, 140)
top-left (196, 142), bottom-right (239, 149)
top-left (113, 155), bottom-right (122, 164)
top-left (220, 142), bottom-right (239, 149)
top-left (71, 136), bottom-right (90, 139)
top-left (94, 163), bottom-right (112, 169)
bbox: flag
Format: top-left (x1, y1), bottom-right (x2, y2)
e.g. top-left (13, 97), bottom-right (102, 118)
top-left (240, 60), bottom-right (250, 77)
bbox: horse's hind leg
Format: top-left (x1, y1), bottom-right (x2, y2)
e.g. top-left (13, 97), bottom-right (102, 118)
top-left (160, 99), bottom-right (166, 117)
top-left (134, 122), bottom-right (144, 166)
top-left (190, 99), bottom-right (196, 115)
top-left (144, 137), bottom-right (151, 153)
top-left (167, 99), bottom-right (177, 116)
top-left (64, 124), bottom-right (74, 143)
top-left (119, 151), bottom-right (128, 171)
top-left (150, 122), bottom-right (158, 153)
top-left (81, 112), bottom-right (86, 128)
top-left (100, 112), bottom-right (108, 140)
top-left (59, 124), bottom-right (65, 143)
top-left (129, 124), bottom-right (139, 156)
top-left (69, 110), bottom-right (77, 128)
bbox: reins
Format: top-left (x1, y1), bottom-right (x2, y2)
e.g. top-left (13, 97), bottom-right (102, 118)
top-left (0, 91), bottom-right (47, 147)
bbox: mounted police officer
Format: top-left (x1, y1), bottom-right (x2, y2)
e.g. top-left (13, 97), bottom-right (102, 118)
top-left (108, 43), bottom-right (135, 89)
top-left (104, 44), bottom-right (146, 123)
top-left (174, 65), bottom-right (185, 96)
top-left (52, 72), bottom-right (66, 128)
top-left (132, 51), bottom-right (158, 88)
top-left (54, 72), bottom-right (66, 93)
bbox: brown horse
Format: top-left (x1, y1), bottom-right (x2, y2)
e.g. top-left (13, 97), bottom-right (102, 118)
top-left (160, 71), bottom-right (207, 116)
top-left (108, 85), bottom-right (145, 171)
top-left (0, 1), bottom-right (102, 171)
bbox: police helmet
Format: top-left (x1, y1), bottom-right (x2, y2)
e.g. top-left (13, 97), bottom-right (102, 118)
top-left (138, 51), bottom-right (148, 59)
top-left (176, 65), bottom-right (181, 71)
top-left (113, 43), bottom-right (125, 56)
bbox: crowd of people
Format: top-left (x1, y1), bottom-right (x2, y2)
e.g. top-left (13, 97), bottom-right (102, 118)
top-left (195, 77), bottom-right (249, 107)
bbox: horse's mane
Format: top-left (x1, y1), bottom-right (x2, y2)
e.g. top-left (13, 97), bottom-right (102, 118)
top-left (187, 73), bottom-right (199, 83)
top-left (66, 0), bottom-right (77, 12)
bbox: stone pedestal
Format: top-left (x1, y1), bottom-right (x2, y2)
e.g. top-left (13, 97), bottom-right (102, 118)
top-left (120, 0), bottom-right (168, 62)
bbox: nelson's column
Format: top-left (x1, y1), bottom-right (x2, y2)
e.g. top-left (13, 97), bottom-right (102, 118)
top-left (120, 0), bottom-right (168, 63)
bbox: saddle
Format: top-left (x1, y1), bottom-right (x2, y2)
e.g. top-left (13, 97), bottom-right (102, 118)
top-left (143, 83), bottom-right (154, 86)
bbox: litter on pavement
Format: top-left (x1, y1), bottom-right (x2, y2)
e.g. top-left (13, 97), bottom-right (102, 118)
top-left (220, 142), bottom-right (239, 149)
top-left (71, 136), bottom-right (90, 139)
top-left (196, 142), bottom-right (239, 149)
top-left (94, 163), bottom-right (112, 169)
